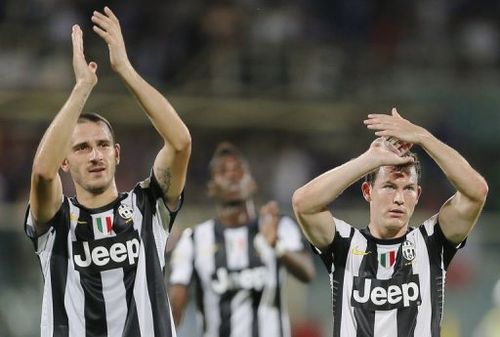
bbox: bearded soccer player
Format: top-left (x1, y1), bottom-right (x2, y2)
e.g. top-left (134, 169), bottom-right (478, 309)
top-left (168, 142), bottom-right (315, 337)
top-left (292, 108), bottom-right (488, 336)
top-left (25, 7), bottom-right (191, 337)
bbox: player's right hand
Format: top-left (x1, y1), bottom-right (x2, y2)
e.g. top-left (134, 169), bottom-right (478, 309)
top-left (71, 25), bottom-right (98, 88)
top-left (367, 137), bottom-right (415, 167)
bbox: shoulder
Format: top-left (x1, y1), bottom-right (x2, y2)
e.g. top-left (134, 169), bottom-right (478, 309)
top-left (190, 219), bottom-right (216, 237)
top-left (334, 217), bottom-right (356, 238)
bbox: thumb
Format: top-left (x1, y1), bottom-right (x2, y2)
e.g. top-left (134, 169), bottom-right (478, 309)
top-left (392, 107), bottom-right (402, 118)
top-left (397, 155), bottom-right (415, 165)
top-left (89, 61), bottom-right (98, 73)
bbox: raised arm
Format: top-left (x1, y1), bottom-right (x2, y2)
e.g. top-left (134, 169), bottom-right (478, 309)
top-left (29, 25), bottom-right (97, 234)
top-left (365, 108), bottom-right (488, 245)
top-left (92, 7), bottom-right (191, 209)
top-left (258, 201), bottom-right (315, 282)
top-left (292, 138), bottom-right (413, 251)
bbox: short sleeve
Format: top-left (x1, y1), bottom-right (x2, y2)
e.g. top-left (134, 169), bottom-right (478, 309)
top-left (420, 214), bottom-right (465, 270)
top-left (139, 170), bottom-right (184, 230)
top-left (277, 216), bottom-right (304, 252)
top-left (313, 217), bottom-right (354, 273)
top-left (24, 197), bottom-right (66, 254)
top-left (169, 228), bottom-right (195, 286)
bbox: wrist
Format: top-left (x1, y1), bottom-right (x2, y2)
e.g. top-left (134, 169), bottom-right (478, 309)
top-left (74, 81), bottom-right (95, 92)
top-left (114, 61), bottom-right (134, 78)
top-left (274, 240), bottom-right (287, 258)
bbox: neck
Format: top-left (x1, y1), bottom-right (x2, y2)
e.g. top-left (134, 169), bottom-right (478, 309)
top-left (216, 200), bottom-right (256, 227)
top-left (368, 223), bottom-right (408, 240)
top-left (75, 182), bottom-right (119, 209)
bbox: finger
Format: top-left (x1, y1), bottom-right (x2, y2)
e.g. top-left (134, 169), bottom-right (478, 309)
top-left (71, 25), bottom-right (82, 55)
top-left (398, 155), bottom-right (415, 165)
top-left (267, 200), bottom-right (278, 213)
top-left (92, 12), bottom-right (112, 32)
top-left (104, 6), bottom-right (120, 24)
top-left (89, 61), bottom-right (98, 73)
top-left (93, 25), bottom-right (111, 43)
top-left (367, 114), bottom-right (390, 119)
top-left (365, 123), bottom-right (389, 130)
top-left (392, 107), bottom-right (402, 118)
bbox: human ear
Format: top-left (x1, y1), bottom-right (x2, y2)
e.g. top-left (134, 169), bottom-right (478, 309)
top-left (114, 143), bottom-right (121, 165)
top-left (361, 182), bottom-right (372, 202)
top-left (61, 158), bottom-right (70, 173)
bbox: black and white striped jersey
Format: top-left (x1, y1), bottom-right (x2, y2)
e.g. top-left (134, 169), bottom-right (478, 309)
top-left (169, 216), bottom-right (304, 337)
top-left (316, 215), bottom-right (463, 337)
top-left (25, 174), bottom-right (181, 337)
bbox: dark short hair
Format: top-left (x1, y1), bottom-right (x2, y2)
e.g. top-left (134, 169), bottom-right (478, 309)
top-left (78, 112), bottom-right (116, 143)
top-left (364, 151), bottom-right (421, 185)
top-left (209, 142), bottom-right (249, 174)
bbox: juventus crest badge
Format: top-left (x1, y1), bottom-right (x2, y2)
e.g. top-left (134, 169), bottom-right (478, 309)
top-left (118, 204), bottom-right (134, 220)
top-left (402, 240), bottom-right (416, 262)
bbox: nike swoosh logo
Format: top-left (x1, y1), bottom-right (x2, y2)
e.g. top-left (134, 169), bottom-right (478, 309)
top-left (77, 220), bottom-right (88, 225)
top-left (352, 247), bottom-right (371, 256)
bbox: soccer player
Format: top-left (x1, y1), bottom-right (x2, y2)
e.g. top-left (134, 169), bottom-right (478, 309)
top-left (292, 108), bottom-right (488, 336)
top-left (25, 7), bottom-right (191, 337)
top-left (168, 142), bottom-right (315, 337)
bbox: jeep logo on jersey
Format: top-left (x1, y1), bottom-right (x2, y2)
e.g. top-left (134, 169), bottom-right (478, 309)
top-left (351, 275), bottom-right (421, 311)
top-left (211, 267), bottom-right (267, 294)
top-left (402, 240), bottom-right (416, 261)
top-left (73, 230), bottom-right (140, 273)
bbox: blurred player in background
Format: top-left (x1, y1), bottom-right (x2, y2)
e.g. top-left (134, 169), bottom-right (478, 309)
top-left (169, 142), bottom-right (315, 337)
top-left (292, 108), bottom-right (488, 336)
top-left (25, 7), bottom-right (191, 337)
top-left (474, 279), bottom-right (500, 337)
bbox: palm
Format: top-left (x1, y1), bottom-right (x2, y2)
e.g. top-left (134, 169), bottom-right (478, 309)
top-left (71, 25), bottom-right (97, 86)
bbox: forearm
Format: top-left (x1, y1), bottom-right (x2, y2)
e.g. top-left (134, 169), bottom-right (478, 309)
top-left (33, 83), bottom-right (93, 178)
top-left (118, 65), bottom-right (191, 150)
top-left (168, 285), bottom-right (189, 326)
top-left (419, 132), bottom-right (488, 202)
top-left (279, 250), bottom-right (315, 283)
top-left (294, 152), bottom-right (378, 214)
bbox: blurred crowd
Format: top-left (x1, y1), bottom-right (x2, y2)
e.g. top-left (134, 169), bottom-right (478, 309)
top-left (1, 1), bottom-right (500, 336)
top-left (2, 0), bottom-right (500, 96)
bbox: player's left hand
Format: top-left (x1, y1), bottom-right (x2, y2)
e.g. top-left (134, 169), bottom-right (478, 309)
top-left (259, 201), bottom-right (279, 247)
top-left (364, 108), bottom-right (428, 147)
top-left (91, 7), bottom-right (131, 74)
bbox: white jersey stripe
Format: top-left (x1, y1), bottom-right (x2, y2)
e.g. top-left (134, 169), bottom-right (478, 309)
top-left (315, 215), bottom-right (464, 337)
top-left (65, 222), bottom-right (85, 337)
top-left (102, 269), bottom-right (127, 337)
top-left (40, 250), bottom-right (55, 337)
top-left (170, 216), bottom-right (304, 337)
top-left (25, 174), bottom-right (180, 337)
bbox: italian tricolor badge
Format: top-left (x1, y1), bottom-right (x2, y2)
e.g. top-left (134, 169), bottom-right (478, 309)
top-left (93, 214), bottom-right (113, 235)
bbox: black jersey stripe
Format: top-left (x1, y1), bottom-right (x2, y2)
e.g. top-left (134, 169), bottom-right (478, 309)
top-left (419, 226), bottom-right (444, 337)
top-left (248, 220), bottom-right (262, 337)
top-left (191, 230), bottom-right (207, 332)
top-left (213, 221), bottom-right (232, 337)
top-left (396, 237), bottom-right (418, 337)
top-left (137, 191), bottom-right (173, 337)
top-left (51, 199), bottom-right (70, 337)
top-left (77, 208), bottom-right (108, 337)
top-left (354, 237), bottom-right (378, 337)
top-left (331, 226), bottom-right (354, 337)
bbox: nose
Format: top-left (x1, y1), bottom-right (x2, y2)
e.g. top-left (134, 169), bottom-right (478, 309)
top-left (393, 190), bottom-right (404, 205)
top-left (89, 147), bottom-right (103, 161)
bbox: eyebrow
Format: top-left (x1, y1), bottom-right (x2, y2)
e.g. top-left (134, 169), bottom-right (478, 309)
top-left (72, 138), bottom-right (111, 149)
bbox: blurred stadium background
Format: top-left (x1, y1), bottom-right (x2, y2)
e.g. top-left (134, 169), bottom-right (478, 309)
top-left (1, 0), bottom-right (499, 336)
